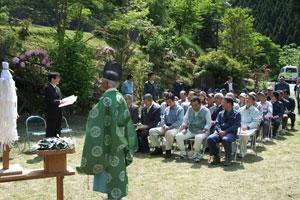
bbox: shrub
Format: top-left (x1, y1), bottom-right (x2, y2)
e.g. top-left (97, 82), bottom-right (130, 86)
top-left (194, 50), bottom-right (245, 91)
top-left (50, 32), bottom-right (97, 114)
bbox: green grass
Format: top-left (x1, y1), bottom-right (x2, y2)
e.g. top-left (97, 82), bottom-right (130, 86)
top-left (0, 24), bottom-right (106, 50)
top-left (1, 116), bottom-right (300, 200)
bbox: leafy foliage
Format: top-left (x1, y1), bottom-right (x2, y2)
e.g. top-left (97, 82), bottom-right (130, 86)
top-left (194, 50), bottom-right (244, 91)
top-left (50, 32), bottom-right (97, 114)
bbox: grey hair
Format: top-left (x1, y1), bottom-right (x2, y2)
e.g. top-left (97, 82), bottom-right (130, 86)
top-left (214, 93), bottom-right (224, 99)
top-left (102, 78), bottom-right (120, 88)
top-left (125, 94), bottom-right (134, 101)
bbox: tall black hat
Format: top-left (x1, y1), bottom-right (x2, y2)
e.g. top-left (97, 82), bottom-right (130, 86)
top-left (102, 60), bottom-right (122, 81)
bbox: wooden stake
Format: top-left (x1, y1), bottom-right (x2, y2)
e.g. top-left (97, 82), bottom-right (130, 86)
top-left (3, 145), bottom-right (10, 170)
top-left (56, 176), bottom-right (64, 200)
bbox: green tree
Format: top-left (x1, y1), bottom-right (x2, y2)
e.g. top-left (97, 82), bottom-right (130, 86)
top-left (219, 7), bottom-right (256, 61)
top-left (194, 50), bottom-right (245, 91)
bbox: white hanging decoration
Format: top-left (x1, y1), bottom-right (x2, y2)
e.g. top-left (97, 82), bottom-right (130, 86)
top-left (0, 62), bottom-right (19, 148)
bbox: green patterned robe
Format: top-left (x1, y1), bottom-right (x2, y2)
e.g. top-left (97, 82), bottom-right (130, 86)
top-left (77, 88), bottom-right (137, 199)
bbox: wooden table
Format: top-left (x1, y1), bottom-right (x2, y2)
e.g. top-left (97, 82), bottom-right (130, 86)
top-left (0, 148), bottom-right (75, 200)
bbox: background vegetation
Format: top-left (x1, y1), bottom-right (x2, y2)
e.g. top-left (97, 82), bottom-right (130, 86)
top-left (0, 0), bottom-right (299, 114)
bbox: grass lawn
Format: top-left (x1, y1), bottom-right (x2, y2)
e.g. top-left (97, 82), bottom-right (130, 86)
top-left (1, 115), bottom-right (300, 200)
top-left (0, 24), bottom-right (106, 50)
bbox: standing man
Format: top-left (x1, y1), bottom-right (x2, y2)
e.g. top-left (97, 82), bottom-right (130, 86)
top-left (77, 61), bottom-right (137, 200)
top-left (283, 90), bottom-right (296, 129)
top-left (224, 76), bottom-right (234, 92)
top-left (294, 77), bottom-right (300, 114)
top-left (45, 72), bottom-right (62, 138)
top-left (144, 71), bottom-right (157, 100)
top-left (275, 76), bottom-right (290, 93)
top-left (121, 73), bottom-right (134, 95)
top-left (207, 97), bottom-right (241, 166)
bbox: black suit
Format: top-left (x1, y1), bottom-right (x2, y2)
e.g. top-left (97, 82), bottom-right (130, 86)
top-left (137, 103), bottom-right (161, 152)
top-left (224, 82), bottom-right (234, 92)
top-left (45, 84), bottom-right (62, 137)
top-left (144, 81), bottom-right (157, 100)
top-left (129, 104), bottom-right (140, 125)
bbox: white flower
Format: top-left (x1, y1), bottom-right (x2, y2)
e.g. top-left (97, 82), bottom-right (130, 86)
top-left (109, 156), bottom-right (120, 167)
top-left (92, 164), bottom-right (103, 174)
top-left (92, 146), bottom-right (103, 157)
top-left (103, 97), bottom-right (112, 107)
top-left (119, 171), bottom-right (125, 182)
top-left (90, 126), bottom-right (101, 138)
top-left (111, 188), bottom-right (122, 199)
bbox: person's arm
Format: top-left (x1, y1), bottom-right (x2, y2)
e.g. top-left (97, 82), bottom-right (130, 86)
top-left (170, 108), bottom-right (184, 129)
top-left (248, 108), bottom-right (261, 129)
top-left (132, 106), bottom-right (139, 124)
top-left (291, 98), bottom-right (296, 112)
top-left (215, 112), bottom-right (222, 133)
top-left (204, 109), bottom-right (212, 131)
top-left (147, 107), bottom-right (161, 128)
top-left (121, 82), bottom-right (126, 94)
top-left (144, 82), bottom-right (149, 94)
top-left (45, 86), bottom-right (60, 107)
top-left (265, 102), bottom-right (273, 119)
top-left (182, 107), bottom-right (189, 127)
top-left (225, 112), bottom-right (241, 134)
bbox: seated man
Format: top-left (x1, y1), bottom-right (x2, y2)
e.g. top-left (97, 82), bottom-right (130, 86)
top-left (210, 93), bottom-right (224, 134)
top-left (175, 96), bottom-right (211, 162)
top-left (178, 90), bottom-right (190, 114)
top-left (283, 90), bottom-right (296, 130)
top-left (238, 94), bottom-right (261, 157)
top-left (278, 90), bottom-right (289, 128)
top-left (207, 97), bottom-right (241, 166)
top-left (149, 92), bottom-right (184, 158)
top-left (271, 91), bottom-right (285, 137)
top-left (136, 94), bottom-right (161, 153)
top-left (125, 94), bottom-right (139, 125)
top-left (258, 92), bottom-right (273, 141)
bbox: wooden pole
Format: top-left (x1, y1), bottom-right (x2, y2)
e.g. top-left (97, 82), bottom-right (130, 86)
top-left (3, 145), bottom-right (10, 170)
top-left (56, 176), bottom-right (64, 200)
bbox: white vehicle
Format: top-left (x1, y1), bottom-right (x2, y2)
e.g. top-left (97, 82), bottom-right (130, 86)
top-left (278, 65), bottom-right (298, 83)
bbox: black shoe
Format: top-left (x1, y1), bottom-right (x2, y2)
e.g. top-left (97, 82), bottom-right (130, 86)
top-left (223, 156), bottom-right (232, 166)
top-left (210, 156), bottom-right (220, 165)
top-left (165, 150), bottom-right (172, 158)
top-left (150, 147), bottom-right (162, 156)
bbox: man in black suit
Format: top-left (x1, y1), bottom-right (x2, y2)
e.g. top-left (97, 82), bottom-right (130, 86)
top-left (45, 72), bottom-right (62, 137)
top-left (136, 94), bottom-right (161, 153)
top-left (224, 76), bottom-right (234, 92)
top-left (144, 72), bottom-right (157, 100)
top-left (125, 94), bottom-right (139, 125)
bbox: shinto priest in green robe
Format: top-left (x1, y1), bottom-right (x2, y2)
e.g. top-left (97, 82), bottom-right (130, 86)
top-left (77, 61), bottom-right (137, 200)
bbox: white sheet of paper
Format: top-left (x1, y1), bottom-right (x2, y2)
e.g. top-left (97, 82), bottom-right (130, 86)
top-left (59, 95), bottom-right (78, 107)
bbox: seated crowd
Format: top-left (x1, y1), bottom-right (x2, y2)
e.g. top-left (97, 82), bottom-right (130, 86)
top-left (124, 76), bottom-right (296, 166)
